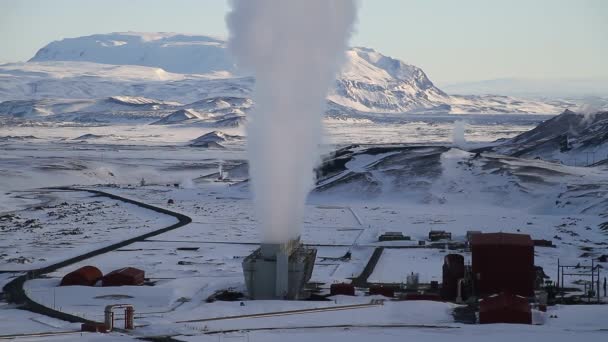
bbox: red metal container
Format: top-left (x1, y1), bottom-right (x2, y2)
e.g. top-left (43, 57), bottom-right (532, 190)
top-left (479, 292), bottom-right (532, 324)
top-left (471, 233), bottom-right (534, 297)
top-left (441, 254), bottom-right (465, 300)
top-left (60, 266), bottom-right (103, 287)
top-left (101, 267), bottom-right (145, 287)
top-left (330, 283), bottom-right (355, 296)
top-left (369, 285), bottom-right (394, 297)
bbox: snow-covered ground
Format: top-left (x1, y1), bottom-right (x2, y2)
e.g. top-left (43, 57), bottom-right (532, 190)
top-left (0, 190), bottom-right (177, 270)
top-left (0, 115), bottom-right (545, 213)
top-left (1, 118), bottom-right (607, 340)
top-left (0, 174), bottom-right (603, 340)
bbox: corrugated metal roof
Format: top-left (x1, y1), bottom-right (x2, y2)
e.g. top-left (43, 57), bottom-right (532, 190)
top-left (102, 267), bottom-right (145, 286)
top-left (60, 265), bottom-right (103, 286)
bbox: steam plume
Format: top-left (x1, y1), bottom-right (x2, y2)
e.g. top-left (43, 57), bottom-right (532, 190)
top-left (452, 120), bottom-right (467, 147)
top-left (227, 0), bottom-right (358, 243)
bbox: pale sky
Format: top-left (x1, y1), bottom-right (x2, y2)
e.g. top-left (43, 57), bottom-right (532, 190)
top-left (0, 0), bottom-right (606, 84)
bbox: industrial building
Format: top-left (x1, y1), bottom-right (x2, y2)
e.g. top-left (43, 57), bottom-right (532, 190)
top-left (471, 232), bottom-right (535, 297)
top-left (242, 237), bottom-right (316, 299)
top-left (60, 266), bottom-right (103, 287)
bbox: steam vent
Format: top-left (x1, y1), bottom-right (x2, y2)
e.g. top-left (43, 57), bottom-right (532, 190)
top-left (242, 237), bottom-right (316, 299)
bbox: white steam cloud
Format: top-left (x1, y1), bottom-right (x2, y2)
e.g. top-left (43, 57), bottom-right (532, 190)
top-left (227, 0), bottom-right (358, 243)
top-left (452, 120), bottom-right (467, 148)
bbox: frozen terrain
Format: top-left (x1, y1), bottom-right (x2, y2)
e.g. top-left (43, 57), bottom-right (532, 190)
top-left (1, 31), bottom-right (607, 342)
top-left (487, 109), bottom-right (608, 166)
top-left (1, 116), bottom-right (607, 341)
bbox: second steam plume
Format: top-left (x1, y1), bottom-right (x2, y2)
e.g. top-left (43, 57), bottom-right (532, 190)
top-left (227, 0), bottom-right (358, 243)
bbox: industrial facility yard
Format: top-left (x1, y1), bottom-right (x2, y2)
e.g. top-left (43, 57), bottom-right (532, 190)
top-left (1, 2), bottom-right (608, 339)
top-left (1, 129), bottom-right (607, 340)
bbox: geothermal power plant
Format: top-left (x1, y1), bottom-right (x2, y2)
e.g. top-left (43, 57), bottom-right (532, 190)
top-left (242, 237), bottom-right (317, 299)
top-left (228, 1), bottom-right (356, 300)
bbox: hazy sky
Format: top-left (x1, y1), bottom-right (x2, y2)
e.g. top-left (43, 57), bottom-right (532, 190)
top-left (1, 0), bottom-right (606, 84)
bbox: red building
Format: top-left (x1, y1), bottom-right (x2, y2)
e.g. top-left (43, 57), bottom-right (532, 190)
top-left (60, 266), bottom-right (103, 287)
top-left (479, 292), bottom-right (532, 324)
top-left (101, 267), bottom-right (145, 287)
top-left (471, 233), bottom-right (534, 297)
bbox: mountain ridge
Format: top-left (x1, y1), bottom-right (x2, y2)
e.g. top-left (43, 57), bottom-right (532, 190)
top-left (6, 32), bottom-right (569, 115)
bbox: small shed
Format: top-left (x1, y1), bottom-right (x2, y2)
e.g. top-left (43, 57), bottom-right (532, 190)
top-left (330, 283), bottom-right (355, 296)
top-left (479, 292), bottom-right (532, 324)
top-left (60, 266), bottom-right (103, 287)
top-left (429, 230), bottom-right (451, 241)
top-left (471, 233), bottom-right (534, 297)
top-left (378, 232), bottom-right (411, 242)
top-left (101, 267), bottom-right (145, 287)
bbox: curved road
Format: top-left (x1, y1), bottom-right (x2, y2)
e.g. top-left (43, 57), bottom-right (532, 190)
top-left (2, 187), bottom-right (192, 325)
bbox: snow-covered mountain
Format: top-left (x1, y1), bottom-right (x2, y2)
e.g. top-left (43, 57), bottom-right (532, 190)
top-left (331, 47), bottom-right (450, 112)
top-left (1, 32), bottom-right (569, 115)
top-left (29, 32), bottom-right (235, 75)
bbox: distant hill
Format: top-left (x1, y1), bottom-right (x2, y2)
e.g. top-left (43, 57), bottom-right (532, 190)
top-left (488, 109), bottom-right (608, 166)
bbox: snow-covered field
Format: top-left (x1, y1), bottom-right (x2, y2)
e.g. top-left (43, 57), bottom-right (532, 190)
top-left (0, 114), bottom-right (607, 339)
top-left (0, 190), bottom-right (177, 270)
top-left (0, 115), bottom-right (545, 211)
top-left (0, 112), bottom-right (606, 341)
